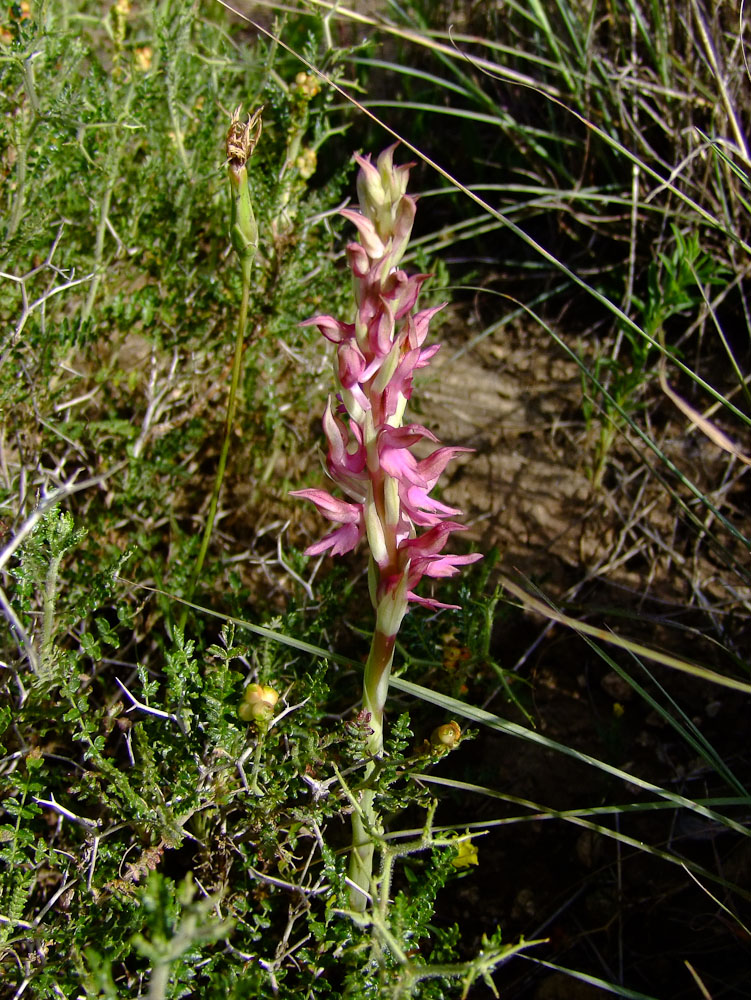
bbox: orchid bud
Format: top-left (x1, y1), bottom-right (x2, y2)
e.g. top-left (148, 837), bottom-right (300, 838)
top-left (355, 145), bottom-right (415, 254)
top-left (355, 153), bottom-right (387, 220)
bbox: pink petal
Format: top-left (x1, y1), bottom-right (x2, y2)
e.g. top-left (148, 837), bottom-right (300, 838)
top-left (411, 304), bottom-right (445, 346)
top-left (381, 424), bottom-right (439, 448)
top-left (415, 446), bottom-right (474, 490)
top-left (341, 208), bottom-right (385, 259)
top-left (405, 521), bottom-right (467, 557)
top-left (301, 315), bottom-right (355, 345)
top-left (416, 344), bottom-right (441, 367)
top-left (306, 520), bottom-right (365, 557)
top-left (289, 488), bottom-right (362, 523)
top-left (368, 305), bottom-right (395, 357)
top-left (383, 271), bottom-right (425, 321)
top-left (323, 402), bottom-right (367, 476)
top-left (338, 341), bottom-right (366, 388)
top-left (347, 242), bottom-right (371, 280)
top-left (417, 552), bottom-right (483, 579)
top-left (407, 592), bottom-right (461, 611)
top-left (402, 485), bottom-right (462, 524)
top-left (378, 425), bottom-right (441, 486)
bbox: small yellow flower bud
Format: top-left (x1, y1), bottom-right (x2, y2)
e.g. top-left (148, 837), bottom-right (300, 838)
top-left (295, 147), bottom-right (317, 180)
top-left (431, 721), bottom-right (461, 749)
top-left (430, 719), bottom-right (462, 750)
top-left (239, 683), bottom-right (280, 724)
top-left (294, 72), bottom-right (320, 99)
top-left (134, 46), bottom-right (152, 72)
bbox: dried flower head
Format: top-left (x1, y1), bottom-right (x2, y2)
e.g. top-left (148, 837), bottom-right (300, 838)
top-left (226, 105), bottom-right (264, 166)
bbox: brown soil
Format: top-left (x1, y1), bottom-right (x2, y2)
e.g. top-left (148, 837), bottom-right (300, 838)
top-left (423, 312), bottom-right (748, 613)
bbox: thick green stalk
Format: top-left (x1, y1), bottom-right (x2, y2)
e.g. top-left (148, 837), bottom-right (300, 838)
top-left (349, 786), bottom-right (378, 912)
top-left (362, 627), bottom-right (397, 758)
top-left (348, 624), bottom-right (397, 911)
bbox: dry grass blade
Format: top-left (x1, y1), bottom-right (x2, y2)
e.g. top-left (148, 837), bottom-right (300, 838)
top-left (684, 961), bottom-right (714, 1000)
top-left (658, 364), bottom-right (751, 466)
top-left (680, 864), bottom-right (751, 937)
top-left (497, 575), bottom-right (751, 695)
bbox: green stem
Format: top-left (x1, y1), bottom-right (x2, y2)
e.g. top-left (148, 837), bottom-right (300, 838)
top-left (40, 552), bottom-right (63, 678)
top-left (81, 84), bottom-right (135, 321)
top-left (349, 783), bottom-right (378, 912)
top-left (348, 626), bottom-right (396, 911)
top-left (81, 182), bottom-right (115, 322)
top-left (180, 258), bottom-right (252, 628)
top-left (7, 131), bottom-right (27, 243)
top-left (167, 97), bottom-right (190, 173)
top-left (147, 962), bottom-right (170, 1000)
top-left (248, 734), bottom-right (265, 796)
top-left (6, 54), bottom-right (41, 242)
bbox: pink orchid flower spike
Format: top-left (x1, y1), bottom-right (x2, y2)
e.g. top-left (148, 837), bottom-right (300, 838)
top-left (291, 145), bottom-right (481, 911)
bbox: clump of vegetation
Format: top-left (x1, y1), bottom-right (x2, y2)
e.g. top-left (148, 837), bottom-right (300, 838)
top-left (2, 2), bottom-right (750, 998)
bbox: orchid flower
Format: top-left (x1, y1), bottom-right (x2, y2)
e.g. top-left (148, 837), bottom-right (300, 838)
top-left (292, 145), bottom-right (481, 910)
